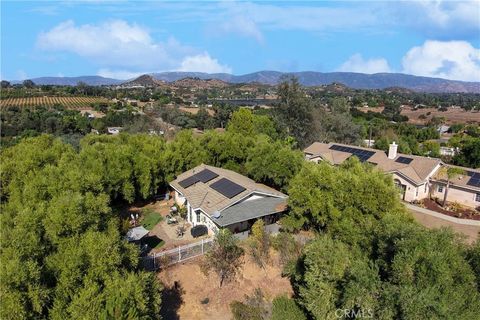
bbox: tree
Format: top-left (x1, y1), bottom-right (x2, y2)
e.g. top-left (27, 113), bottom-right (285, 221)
top-left (230, 289), bottom-right (269, 320)
top-left (1, 80), bottom-right (11, 88)
top-left (248, 220), bottom-right (270, 269)
top-left (437, 166), bottom-right (466, 207)
top-left (290, 218), bottom-right (480, 320)
top-left (201, 229), bottom-right (244, 287)
top-left (271, 295), bottom-right (306, 320)
top-left (22, 79), bottom-right (35, 88)
top-left (421, 140), bottom-right (440, 157)
top-left (453, 138), bottom-right (480, 168)
top-left (276, 76), bottom-right (314, 147)
top-left (285, 158), bottom-right (402, 234)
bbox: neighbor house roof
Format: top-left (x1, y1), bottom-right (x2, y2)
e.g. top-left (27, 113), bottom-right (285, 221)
top-left (304, 142), bottom-right (441, 185)
top-left (432, 164), bottom-right (480, 192)
top-left (169, 164), bottom-right (287, 217)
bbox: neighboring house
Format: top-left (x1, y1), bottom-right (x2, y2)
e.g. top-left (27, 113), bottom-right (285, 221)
top-left (304, 141), bottom-right (480, 209)
top-left (437, 125), bottom-right (450, 134)
top-left (430, 166), bottom-right (480, 209)
top-left (440, 146), bottom-right (457, 157)
top-left (170, 164), bottom-right (288, 236)
top-left (107, 127), bottom-right (123, 135)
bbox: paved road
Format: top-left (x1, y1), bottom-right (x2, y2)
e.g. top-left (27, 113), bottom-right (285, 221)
top-left (407, 204), bottom-right (480, 244)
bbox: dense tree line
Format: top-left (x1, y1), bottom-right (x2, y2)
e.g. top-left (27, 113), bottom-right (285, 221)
top-left (282, 159), bottom-right (480, 319)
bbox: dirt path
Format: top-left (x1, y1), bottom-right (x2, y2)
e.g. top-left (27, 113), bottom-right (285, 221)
top-left (158, 253), bottom-right (293, 320)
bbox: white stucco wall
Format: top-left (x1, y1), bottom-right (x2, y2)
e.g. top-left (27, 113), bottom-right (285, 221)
top-left (391, 173), bottom-right (426, 202)
top-left (174, 190), bottom-right (186, 207)
top-left (431, 183), bottom-right (480, 208)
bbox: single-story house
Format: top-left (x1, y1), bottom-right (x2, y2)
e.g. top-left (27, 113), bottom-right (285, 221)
top-left (170, 164), bottom-right (288, 236)
top-left (304, 141), bottom-right (441, 203)
top-left (304, 141), bottom-right (480, 209)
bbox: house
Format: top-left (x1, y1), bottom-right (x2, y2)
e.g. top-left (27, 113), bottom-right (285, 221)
top-left (304, 141), bottom-right (480, 209)
top-left (440, 146), bottom-right (457, 157)
top-left (170, 164), bottom-right (288, 236)
top-left (437, 125), bottom-right (450, 134)
top-left (107, 127), bottom-right (123, 135)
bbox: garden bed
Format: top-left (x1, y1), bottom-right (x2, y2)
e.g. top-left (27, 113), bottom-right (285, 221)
top-left (421, 199), bottom-right (480, 221)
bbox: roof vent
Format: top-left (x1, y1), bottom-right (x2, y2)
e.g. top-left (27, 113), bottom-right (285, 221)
top-left (212, 211), bottom-right (221, 219)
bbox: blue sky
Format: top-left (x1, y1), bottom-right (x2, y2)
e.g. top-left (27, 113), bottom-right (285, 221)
top-left (1, 1), bottom-right (479, 81)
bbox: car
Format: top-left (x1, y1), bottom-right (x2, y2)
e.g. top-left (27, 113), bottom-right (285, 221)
top-left (190, 225), bottom-right (208, 238)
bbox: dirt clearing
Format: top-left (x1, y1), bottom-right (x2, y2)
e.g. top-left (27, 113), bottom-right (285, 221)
top-left (158, 252), bottom-right (293, 320)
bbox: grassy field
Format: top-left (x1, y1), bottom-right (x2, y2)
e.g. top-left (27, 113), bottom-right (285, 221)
top-left (0, 96), bottom-right (109, 109)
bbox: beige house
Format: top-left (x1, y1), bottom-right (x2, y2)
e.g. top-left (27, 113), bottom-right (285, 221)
top-left (170, 164), bottom-right (288, 236)
top-left (304, 141), bottom-right (480, 209)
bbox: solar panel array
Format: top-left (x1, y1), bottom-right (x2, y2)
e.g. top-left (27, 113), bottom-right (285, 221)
top-left (178, 169), bottom-right (219, 188)
top-left (210, 178), bottom-right (246, 198)
top-left (395, 156), bottom-right (413, 164)
top-left (467, 171), bottom-right (480, 188)
top-left (178, 175), bottom-right (200, 188)
top-left (195, 169), bottom-right (219, 183)
top-left (329, 144), bottom-right (375, 162)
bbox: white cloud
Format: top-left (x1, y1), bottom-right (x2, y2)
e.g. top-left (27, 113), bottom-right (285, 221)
top-left (394, 1), bottom-right (480, 39)
top-left (97, 69), bottom-right (145, 80)
top-left (212, 16), bottom-right (263, 43)
top-left (178, 52), bottom-right (232, 74)
top-left (37, 19), bottom-right (230, 76)
top-left (402, 40), bottom-right (480, 81)
top-left (337, 54), bottom-right (391, 74)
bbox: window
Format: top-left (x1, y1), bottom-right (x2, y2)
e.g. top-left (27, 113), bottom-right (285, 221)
top-left (438, 185), bottom-right (443, 193)
top-left (476, 193), bottom-right (480, 202)
top-left (196, 211), bottom-right (201, 223)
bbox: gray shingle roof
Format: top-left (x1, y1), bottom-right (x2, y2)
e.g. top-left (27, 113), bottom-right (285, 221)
top-left (212, 197), bottom-right (287, 227)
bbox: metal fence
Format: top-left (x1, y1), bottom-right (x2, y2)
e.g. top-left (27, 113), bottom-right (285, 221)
top-left (141, 238), bottom-right (214, 271)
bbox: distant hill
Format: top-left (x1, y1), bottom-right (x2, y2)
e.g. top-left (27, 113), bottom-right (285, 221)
top-left (8, 71), bottom-right (480, 93)
top-left (119, 74), bottom-right (166, 87)
top-left (11, 76), bottom-right (123, 86)
top-left (151, 71), bottom-right (480, 93)
top-left (172, 77), bottom-right (229, 89)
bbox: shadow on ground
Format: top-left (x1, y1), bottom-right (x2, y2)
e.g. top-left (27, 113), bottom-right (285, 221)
top-left (160, 281), bottom-right (184, 320)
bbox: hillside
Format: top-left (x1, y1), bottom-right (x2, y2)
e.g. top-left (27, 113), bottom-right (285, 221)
top-left (9, 71), bottom-right (480, 93)
top-left (172, 77), bottom-right (229, 89)
top-left (119, 74), bottom-right (166, 87)
top-left (13, 76), bottom-right (123, 86)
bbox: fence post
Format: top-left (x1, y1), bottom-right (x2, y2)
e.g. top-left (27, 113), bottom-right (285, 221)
top-left (178, 246), bottom-right (181, 263)
top-left (201, 238), bottom-right (204, 254)
top-left (153, 253), bottom-right (156, 270)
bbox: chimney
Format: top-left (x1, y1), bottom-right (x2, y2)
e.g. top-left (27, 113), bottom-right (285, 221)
top-left (388, 141), bottom-right (398, 159)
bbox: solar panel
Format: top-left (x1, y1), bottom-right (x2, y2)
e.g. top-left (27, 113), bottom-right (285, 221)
top-left (467, 171), bottom-right (480, 187)
top-left (395, 156), bottom-right (413, 164)
top-left (330, 144), bottom-right (375, 162)
top-left (210, 178), bottom-right (246, 198)
top-left (178, 175), bottom-right (200, 188)
top-left (195, 169), bottom-right (219, 183)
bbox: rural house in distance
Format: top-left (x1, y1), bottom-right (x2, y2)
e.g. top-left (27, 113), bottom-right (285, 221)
top-left (170, 164), bottom-right (288, 236)
top-left (304, 141), bottom-right (480, 208)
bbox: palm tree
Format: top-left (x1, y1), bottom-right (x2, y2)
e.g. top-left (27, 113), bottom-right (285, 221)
top-left (438, 166), bottom-right (466, 207)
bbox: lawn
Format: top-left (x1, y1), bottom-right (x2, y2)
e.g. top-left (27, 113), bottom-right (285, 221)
top-left (141, 208), bottom-right (163, 230)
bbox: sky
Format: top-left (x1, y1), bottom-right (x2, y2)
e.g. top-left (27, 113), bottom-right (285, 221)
top-left (1, 1), bottom-right (479, 81)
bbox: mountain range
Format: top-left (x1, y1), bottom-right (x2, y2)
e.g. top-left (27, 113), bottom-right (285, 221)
top-left (10, 71), bottom-right (480, 93)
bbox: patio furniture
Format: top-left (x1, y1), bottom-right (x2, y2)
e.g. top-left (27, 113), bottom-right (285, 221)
top-left (166, 215), bottom-right (178, 225)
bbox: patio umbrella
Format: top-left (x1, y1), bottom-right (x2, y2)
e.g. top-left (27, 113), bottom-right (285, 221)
top-left (125, 226), bottom-right (149, 242)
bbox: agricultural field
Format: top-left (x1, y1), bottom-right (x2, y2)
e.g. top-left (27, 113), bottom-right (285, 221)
top-left (0, 96), bottom-right (109, 109)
